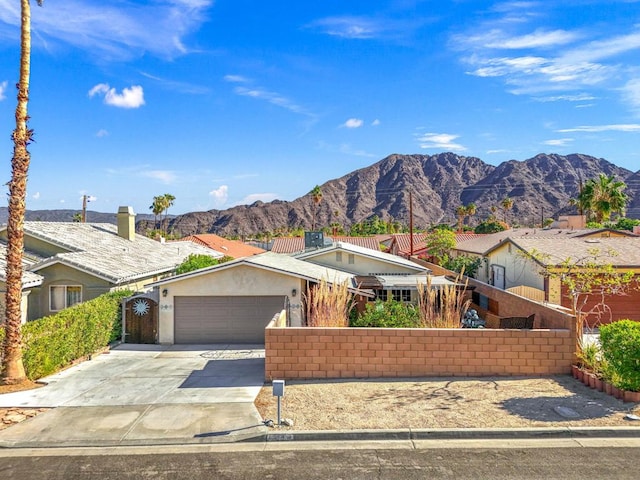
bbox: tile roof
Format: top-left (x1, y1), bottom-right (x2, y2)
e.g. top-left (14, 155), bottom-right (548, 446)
top-left (13, 222), bottom-right (220, 284)
top-left (504, 237), bottom-right (640, 267)
top-left (271, 236), bottom-right (381, 253)
top-left (181, 234), bottom-right (265, 258)
top-left (453, 228), bottom-right (619, 255)
top-left (294, 241), bottom-right (428, 273)
top-left (0, 246), bottom-right (44, 288)
top-left (149, 251), bottom-right (374, 296)
top-left (392, 232), bottom-right (485, 256)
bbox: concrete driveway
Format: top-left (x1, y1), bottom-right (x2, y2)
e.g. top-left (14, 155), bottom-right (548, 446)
top-left (0, 344), bottom-right (269, 447)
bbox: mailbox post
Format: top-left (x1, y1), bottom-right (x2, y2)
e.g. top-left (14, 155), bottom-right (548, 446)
top-left (272, 380), bottom-right (285, 425)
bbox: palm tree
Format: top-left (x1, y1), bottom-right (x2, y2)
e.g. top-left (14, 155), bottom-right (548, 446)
top-left (161, 193), bottom-right (176, 236)
top-left (3, 0), bottom-right (43, 385)
top-left (310, 185), bottom-right (322, 230)
top-left (575, 174), bottom-right (627, 223)
top-left (465, 203), bottom-right (477, 227)
top-left (455, 205), bottom-right (466, 232)
top-left (149, 195), bottom-right (165, 231)
top-left (501, 197), bottom-right (514, 226)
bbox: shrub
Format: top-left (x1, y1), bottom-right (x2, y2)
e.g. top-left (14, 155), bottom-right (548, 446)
top-left (305, 278), bottom-right (353, 327)
top-left (600, 319), bottom-right (640, 392)
top-left (350, 299), bottom-right (420, 328)
top-left (443, 255), bottom-right (482, 278)
top-left (474, 220), bottom-right (507, 234)
top-left (175, 254), bottom-right (233, 275)
top-left (0, 290), bottom-right (131, 380)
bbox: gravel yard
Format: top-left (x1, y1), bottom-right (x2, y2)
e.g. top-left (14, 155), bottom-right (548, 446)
top-left (255, 375), bottom-right (640, 430)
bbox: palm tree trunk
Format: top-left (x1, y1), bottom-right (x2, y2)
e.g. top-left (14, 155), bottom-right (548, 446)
top-left (2, 0), bottom-right (34, 384)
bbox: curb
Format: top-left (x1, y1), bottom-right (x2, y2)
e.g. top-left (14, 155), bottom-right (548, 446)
top-left (256, 426), bottom-right (640, 443)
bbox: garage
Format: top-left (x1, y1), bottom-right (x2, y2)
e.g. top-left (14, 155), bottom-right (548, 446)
top-left (174, 295), bottom-right (286, 344)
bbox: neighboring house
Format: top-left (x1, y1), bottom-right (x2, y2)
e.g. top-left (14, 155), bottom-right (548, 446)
top-left (0, 207), bottom-right (220, 321)
top-left (271, 236), bottom-right (380, 254)
top-left (181, 233), bottom-right (265, 258)
top-left (294, 241), bottom-right (434, 304)
top-left (480, 235), bottom-right (640, 325)
top-left (453, 228), bottom-right (637, 285)
top-left (147, 252), bottom-right (373, 344)
top-left (0, 247), bottom-right (44, 323)
top-left (389, 232), bottom-right (483, 259)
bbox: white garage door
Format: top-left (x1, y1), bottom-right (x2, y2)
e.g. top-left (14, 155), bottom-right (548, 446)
top-left (174, 296), bottom-right (286, 344)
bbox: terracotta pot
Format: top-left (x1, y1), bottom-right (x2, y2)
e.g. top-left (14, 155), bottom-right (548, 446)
top-left (572, 365), bottom-right (580, 379)
top-left (612, 386), bottom-right (623, 400)
top-left (576, 369), bottom-right (584, 382)
top-left (604, 381), bottom-right (613, 395)
top-left (588, 374), bottom-right (597, 389)
top-left (623, 390), bottom-right (640, 403)
top-left (583, 371), bottom-right (593, 386)
top-left (594, 377), bottom-right (604, 392)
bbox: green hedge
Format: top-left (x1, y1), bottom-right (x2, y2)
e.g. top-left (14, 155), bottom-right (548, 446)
top-left (0, 290), bottom-right (132, 380)
top-left (600, 319), bottom-right (640, 392)
top-left (350, 299), bottom-right (421, 328)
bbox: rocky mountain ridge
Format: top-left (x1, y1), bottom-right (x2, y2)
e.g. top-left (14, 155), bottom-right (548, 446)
top-left (4, 153), bottom-right (635, 236)
top-left (137, 152), bottom-right (636, 236)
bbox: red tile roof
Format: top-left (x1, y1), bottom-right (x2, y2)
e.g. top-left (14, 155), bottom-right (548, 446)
top-left (271, 236), bottom-right (381, 254)
top-left (392, 232), bottom-right (485, 257)
top-left (182, 234), bottom-right (265, 259)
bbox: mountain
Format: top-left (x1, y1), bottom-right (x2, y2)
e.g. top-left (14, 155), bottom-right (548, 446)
top-left (0, 208), bottom-right (158, 225)
top-left (136, 153), bottom-right (636, 237)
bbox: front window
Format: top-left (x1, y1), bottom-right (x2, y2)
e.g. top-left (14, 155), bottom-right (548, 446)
top-left (50, 285), bottom-right (82, 311)
top-left (391, 289), bottom-right (412, 302)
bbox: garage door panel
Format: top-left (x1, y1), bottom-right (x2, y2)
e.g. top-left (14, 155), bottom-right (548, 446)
top-left (174, 296), bottom-right (285, 344)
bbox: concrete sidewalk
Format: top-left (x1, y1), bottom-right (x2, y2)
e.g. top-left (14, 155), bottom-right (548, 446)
top-left (0, 344), bottom-right (268, 447)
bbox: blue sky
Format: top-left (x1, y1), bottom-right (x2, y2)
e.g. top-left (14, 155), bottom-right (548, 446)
top-left (1, 0), bottom-right (640, 215)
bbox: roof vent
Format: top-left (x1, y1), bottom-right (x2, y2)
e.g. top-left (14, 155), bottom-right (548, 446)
top-left (304, 231), bottom-right (324, 249)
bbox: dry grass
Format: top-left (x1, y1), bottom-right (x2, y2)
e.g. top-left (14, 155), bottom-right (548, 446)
top-left (418, 273), bottom-right (470, 328)
top-left (255, 376), bottom-right (640, 430)
top-left (304, 277), bottom-right (352, 327)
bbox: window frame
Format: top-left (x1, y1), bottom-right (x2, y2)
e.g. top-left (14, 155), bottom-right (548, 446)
top-left (49, 285), bottom-right (83, 312)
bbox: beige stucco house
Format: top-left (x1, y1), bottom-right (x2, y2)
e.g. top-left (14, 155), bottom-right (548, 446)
top-left (0, 207), bottom-right (220, 321)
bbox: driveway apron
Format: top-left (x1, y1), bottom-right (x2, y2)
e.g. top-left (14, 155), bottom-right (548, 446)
top-left (0, 344), bottom-right (268, 447)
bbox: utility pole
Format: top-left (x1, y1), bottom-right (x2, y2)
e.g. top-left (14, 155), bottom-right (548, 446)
top-left (409, 190), bottom-right (414, 258)
top-left (81, 195), bottom-right (90, 223)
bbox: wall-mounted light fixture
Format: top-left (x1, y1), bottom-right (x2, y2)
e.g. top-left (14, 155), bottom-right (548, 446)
top-left (291, 288), bottom-right (297, 297)
top-left (162, 288), bottom-right (168, 297)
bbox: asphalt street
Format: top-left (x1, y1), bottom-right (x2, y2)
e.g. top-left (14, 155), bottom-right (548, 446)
top-left (1, 439), bottom-right (639, 480)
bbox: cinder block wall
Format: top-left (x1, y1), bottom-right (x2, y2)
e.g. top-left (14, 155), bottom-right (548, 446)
top-left (265, 327), bottom-right (574, 380)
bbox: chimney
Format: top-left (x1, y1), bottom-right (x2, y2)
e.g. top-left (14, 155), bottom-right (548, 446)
top-left (117, 206), bottom-right (136, 241)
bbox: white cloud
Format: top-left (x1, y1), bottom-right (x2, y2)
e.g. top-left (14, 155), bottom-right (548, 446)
top-left (484, 29), bottom-right (579, 49)
top-left (0, 0), bottom-right (215, 61)
top-left (486, 149), bottom-right (510, 154)
top-left (209, 185), bottom-right (229, 207)
top-left (308, 16), bottom-right (383, 39)
top-left (88, 83), bottom-right (145, 109)
top-left (32, 192), bottom-right (40, 200)
top-left (416, 133), bottom-right (467, 152)
top-left (233, 85), bottom-right (313, 117)
top-left (224, 75), bottom-right (249, 83)
top-left (237, 193), bottom-right (278, 205)
top-left (141, 170), bottom-right (177, 184)
top-left (371, 119), bottom-right (380, 126)
top-left (534, 93), bottom-right (596, 102)
top-left (95, 129), bottom-right (109, 137)
top-left (543, 138), bottom-right (573, 147)
top-left (0, 80), bottom-right (7, 101)
top-left (342, 118), bottom-right (364, 128)
top-left (557, 124), bottom-right (640, 133)
top-left (621, 78), bottom-right (640, 111)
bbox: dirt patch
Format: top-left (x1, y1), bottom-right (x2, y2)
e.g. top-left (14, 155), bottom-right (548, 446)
top-left (255, 376), bottom-right (640, 430)
top-left (0, 380), bottom-right (49, 430)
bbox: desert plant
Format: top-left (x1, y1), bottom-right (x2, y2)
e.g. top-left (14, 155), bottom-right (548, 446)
top-left (418, 273), bottom-right (470, 328)
top-left (577, 342), bottom-right (600, 375)
top-left (304, 277), bottom-right (353, 327)
top-left (350, 299), bottom-right (420, 328)
top-left (599, 320), bottom-right (640, 392)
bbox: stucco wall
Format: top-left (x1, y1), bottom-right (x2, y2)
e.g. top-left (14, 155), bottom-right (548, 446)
top-left (486, 243), bottom-right (545, 290)
top-left (28, 264), bottom-right (112, 320)
top-left (157, 265), bottom-right (303, 344)
top-left (265, 326), bottom-right (574, 380)
top-left (305, 251), bottom-right (423, 275)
